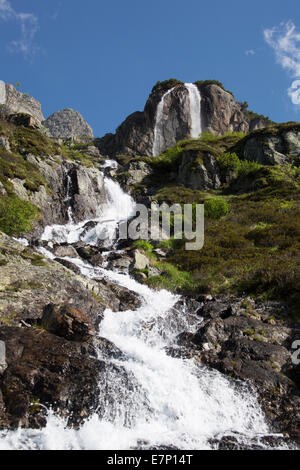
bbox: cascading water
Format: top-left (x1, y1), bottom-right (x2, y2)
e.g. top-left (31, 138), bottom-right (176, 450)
top-left (152, 87), bottom-right (176, 157)
top-left (152, 83), bottom-right (202, 157)
top-left (0, 168), bottom-right (288, 450)
top-left (185, 83), bottom-right (202, 138)
top-left (42, 167), bottom-right (136, 247)
top-left (0, 80), bottom-right (6, 105)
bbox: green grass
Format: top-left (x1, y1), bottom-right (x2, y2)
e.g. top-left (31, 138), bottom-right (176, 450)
top-left (132, 240), bottom-right (154, 254)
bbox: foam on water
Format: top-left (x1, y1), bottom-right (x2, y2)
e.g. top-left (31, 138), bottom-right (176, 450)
top-left (0, 175), bottom-right (284, 450)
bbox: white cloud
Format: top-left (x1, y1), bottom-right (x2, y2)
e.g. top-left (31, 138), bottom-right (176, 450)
top-left (245, 49), bottom-right (255, 56)
top-left (288, 80), bottom-right (300, 105)
top-left (264, 21), bottom-right (300, 107)
top-left (0, 0), bottom-right (39, 58)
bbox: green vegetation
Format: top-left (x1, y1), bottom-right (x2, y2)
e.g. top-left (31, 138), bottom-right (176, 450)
top-left (218, 152), bottom-right (262, 177)
top-left (204, 198), bottom-right (229, 219)
top-left (151, 79), bottom-right (184, 94)
top-left (133, 240), bottom-right (154, 254)
top-left (146, 261), bottom-right (194, 292)
top-left (127, 127), bottom-right (300, 317)
top-left (0, 195), bottom-right (39, 236)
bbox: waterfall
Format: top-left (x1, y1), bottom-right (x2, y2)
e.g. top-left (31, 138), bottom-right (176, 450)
top-left (63, 165), bottom-right (74, 223)
top-left (152, 83), bottom-right (202, 157)
top-left (0, 173), bottom-right (284, 450)
top-left (41, 170), bottom-right (136, 247)
top-left (152, 87), bottom-right (175, 156)
top-left (185, 83), bottom-right (202, 138)
top-left (0, 81), bottom-right (6, 105)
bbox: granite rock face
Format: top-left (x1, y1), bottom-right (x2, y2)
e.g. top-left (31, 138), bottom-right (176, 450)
top-left (0, 81), bottom-right (44, 125)
top-left (233, 124), bottom-right (300, 166)
top-left (96, 81), bottom-right (255, 157)
top-left (199, 84), bottom-right (249, 135)
top-left (43, 108), bottom-right (94, 140)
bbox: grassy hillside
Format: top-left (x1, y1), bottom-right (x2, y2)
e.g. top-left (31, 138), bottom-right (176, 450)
top-left (126, 128), bottom-right (300, 317)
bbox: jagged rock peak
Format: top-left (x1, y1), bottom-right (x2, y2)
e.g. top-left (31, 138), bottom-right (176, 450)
top-left (43, 108), bottom-right (94, 140)
top-left (0, 80), bottom-right (44, 125)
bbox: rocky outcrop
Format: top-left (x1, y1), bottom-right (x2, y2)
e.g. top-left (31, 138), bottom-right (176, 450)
top-left (96, 80), bottom-right (259, 158)
top-left (0, 81), bottom-right (44, 125)
top-left (7, 154), bottom-right (107, 237)
top-left (169, 296), bottom-right (300, 445)
top-left (233, 123), bottom-right (300, 166)
top-left (177, 151), bottom-right (222, 190)
top-left (198, 84), bottom-right (248, 135)
top-left (43, 108), bottom-right (93, 140)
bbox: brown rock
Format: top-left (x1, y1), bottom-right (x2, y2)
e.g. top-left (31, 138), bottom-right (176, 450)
top-left (41, 304), bottom-right (95, 341)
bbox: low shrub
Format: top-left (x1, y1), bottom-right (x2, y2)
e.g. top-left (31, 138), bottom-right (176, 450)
top-left (204, 198), bottom-right (229, 219)
top-left (0, 195), bottom-right (39, 236)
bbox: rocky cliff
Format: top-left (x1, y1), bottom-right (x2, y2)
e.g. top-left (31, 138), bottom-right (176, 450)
top-left (43, 108), bottom-right (94, 140)
top-left (96, 79), bottom-right (272, 158)
top-left (0, 117), bottom-right (106, 239)
top-left (0, 81), bottom-right (44, 126)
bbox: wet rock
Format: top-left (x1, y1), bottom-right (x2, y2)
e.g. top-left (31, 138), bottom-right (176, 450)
top-left (98, 278), bottom-right (142, 311)
top-left (53, 244), bottom-right (78, 258)
top-left (75, 244), bottom-right (104, 266)
top-left (0, 341), bottom-right (7, 374)
top-left (173, 294), bottom-right (300, 446)
top-left (41, 304), bottom-right (95, 342)
top-left (0, 326), bottom-right (102, 429)
top-left (54, 258), bottom-right (81, 275)
top-left (106, 252), bottom-right (132, 273)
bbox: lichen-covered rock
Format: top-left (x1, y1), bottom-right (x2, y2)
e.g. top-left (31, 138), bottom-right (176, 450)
top-left (233, 124), bottom-right (300, 166)
top-left (177, 151), bottom-right (222, 190)
top-left (43, 108), bottom-right (93, 140)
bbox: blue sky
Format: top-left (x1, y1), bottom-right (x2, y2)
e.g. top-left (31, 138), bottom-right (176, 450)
top-left (0, 0), bottom-right (300, 137)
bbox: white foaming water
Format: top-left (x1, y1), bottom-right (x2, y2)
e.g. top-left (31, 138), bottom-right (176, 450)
top-left (152, 87), bottom-right (176, 156)
top-left (0, 174), bottom-right (285, 450)
top-left (152, 83), bottom-right (202, 157)
top-left (185, 83), bottom-right (202, 138)
top-left (0, 80), bottom-right (6, 105)
top-left (41, 172), bottom-right (135, 247)
top-left (0, 253), bottom-right (275, 449)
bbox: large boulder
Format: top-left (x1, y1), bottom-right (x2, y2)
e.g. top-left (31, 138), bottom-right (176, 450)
top-left (0, 326), bottom-right (102, 429)
top-left (43, 108), bottom-right (93, 140)
top-left (41, 304), bottom-right (95, 341)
